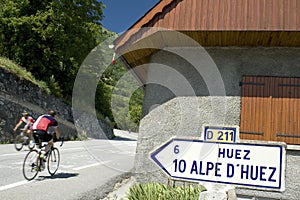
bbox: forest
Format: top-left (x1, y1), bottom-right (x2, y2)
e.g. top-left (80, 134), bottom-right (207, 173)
top-left (0, 0), bottom-right (144, 131)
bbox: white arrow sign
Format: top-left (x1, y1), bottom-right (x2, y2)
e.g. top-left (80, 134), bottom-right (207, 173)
top-left (150, 138), bottom-right (286, 191)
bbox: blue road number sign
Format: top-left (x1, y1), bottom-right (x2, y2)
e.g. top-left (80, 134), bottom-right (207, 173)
top-left (203, 125), bottom-right (239, 143)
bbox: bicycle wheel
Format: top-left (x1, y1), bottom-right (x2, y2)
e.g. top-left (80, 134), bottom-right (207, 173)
top-left (47, 147), bottom-right (60, 176)
top-left (27, 139), bottom-right (35, 150)
top-left (23, 150), bottom-right (40, 180)
top-left (14, 135), bottom-right (24, 151)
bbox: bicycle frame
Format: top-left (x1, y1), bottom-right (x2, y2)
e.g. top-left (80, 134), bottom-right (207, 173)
top-left (22, 137), bottom-right (64, 181)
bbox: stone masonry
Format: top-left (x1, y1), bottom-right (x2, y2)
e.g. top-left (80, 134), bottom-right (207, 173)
top-left (0, 67), bottom-right (113, 142)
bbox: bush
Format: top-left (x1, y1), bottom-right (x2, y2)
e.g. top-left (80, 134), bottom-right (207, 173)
top-left (126, 182), bottom-right (206, 200)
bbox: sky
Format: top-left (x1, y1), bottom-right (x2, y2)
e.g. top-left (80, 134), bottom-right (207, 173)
top-left (101, 0), bottom-right (160, 33)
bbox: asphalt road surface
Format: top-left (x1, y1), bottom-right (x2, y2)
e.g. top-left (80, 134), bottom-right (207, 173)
top-left (0, 130), bottom-right (137, 200)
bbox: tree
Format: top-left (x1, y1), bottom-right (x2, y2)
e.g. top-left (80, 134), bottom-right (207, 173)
top-left (0, 0), bottom-right (145, 129)
top-left (0, 0), bottom-right (107, 98)
top-left (100, 60), bottom-right (145, 131)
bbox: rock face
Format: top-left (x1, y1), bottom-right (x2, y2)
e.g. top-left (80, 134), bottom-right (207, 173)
top-left (0, 67), bottom-right (114, 142)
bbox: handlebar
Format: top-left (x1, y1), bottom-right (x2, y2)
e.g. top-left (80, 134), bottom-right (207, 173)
top-left (19, 128), bottom-right (28, 133)
top-left (53, 136), bottom-right (64, 146)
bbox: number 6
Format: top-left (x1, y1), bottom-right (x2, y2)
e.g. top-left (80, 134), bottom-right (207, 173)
top-left (174, 145), bottom-right (179, 154)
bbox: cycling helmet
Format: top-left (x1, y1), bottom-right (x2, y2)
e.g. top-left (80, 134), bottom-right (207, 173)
top-left (22, 111), bottom-right (29, 116)
top-left (48, 110), bottom-right (56, 117)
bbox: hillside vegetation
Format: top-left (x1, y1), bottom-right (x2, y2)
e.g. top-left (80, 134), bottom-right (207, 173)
top-left (0, 0), bottom-right (144, 131)
top-left (0, 57), bottom-right (49, 93)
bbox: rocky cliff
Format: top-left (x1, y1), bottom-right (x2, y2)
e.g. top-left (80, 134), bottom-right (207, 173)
top-left (0, 67), bottom-right (114, 143)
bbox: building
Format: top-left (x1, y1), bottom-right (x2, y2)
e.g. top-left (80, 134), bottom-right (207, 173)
top-left (114, 0), bottom-right (300, 199)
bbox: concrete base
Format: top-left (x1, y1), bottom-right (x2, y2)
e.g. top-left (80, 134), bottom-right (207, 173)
top-left (199, 182), bottom-right (237, 200)
top-left (199, 191), bottom-right (227, 200)
top-left (199, 189), bottom-right (237, 200)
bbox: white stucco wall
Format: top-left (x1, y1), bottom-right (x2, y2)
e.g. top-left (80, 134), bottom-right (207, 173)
top-left (135, 47), bottom-right (300, 199)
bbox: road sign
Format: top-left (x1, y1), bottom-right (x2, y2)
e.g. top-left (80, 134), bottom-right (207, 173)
top-left (203, 125), bottom-right (239, 143)
top-left (150, 138), bottom-right (286, 191)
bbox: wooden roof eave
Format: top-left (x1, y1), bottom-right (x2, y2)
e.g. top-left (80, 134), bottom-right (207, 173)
top-left (114, 0), bottom-right (175, 53)
top-left (113, 0), bottom-right (300, 84)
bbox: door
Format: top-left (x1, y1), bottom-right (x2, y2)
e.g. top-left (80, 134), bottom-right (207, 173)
top-left (240, 76), bottom-right (300, 145)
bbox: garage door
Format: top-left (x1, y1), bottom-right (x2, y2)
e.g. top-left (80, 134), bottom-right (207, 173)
top-left (240, 76), bottom-right (300, 145)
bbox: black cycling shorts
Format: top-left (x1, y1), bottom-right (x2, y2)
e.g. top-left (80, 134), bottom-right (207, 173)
top-left (32, 130), bottom-right (53, 143)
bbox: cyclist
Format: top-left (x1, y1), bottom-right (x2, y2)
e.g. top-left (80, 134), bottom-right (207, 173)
top-left (32, 110), bottom-right (61, 158)
top-left (13, 111), bottom-right (35, 138)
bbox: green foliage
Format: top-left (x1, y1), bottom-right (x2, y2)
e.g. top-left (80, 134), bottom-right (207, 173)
top-left (126, 183), bottom-right (206, 200)
top-left (0, 1), bottom-right (145, 129)
top-left (0, 0), bottom-right (106, 99)
top-left (129, 88), bottom-right (144, 125)
top-left (99, 59), bottom-right (144, 131)
top-left (48, 75), bottom-right (62, 98)
top-left (69, 132), bottom-right (87, 141)
top-left (0, 57), bottom-right (50, 93)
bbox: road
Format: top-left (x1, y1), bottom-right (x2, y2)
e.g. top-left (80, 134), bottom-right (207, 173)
top-left (0, 130), bottom-right (137, 200)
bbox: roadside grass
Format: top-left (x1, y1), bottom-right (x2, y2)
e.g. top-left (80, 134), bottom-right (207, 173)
top-left (125, 182), bottom-right (206, 200)
top-left (0, 57), bottom-right (50, 93)
top-left (69, 132), bottom-right (88, 141)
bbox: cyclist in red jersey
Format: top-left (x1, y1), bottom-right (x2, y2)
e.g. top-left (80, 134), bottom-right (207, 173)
top-left (13, 111), bottom-right (35, 138)
top-left (32, 110), bottom-right (61, 157)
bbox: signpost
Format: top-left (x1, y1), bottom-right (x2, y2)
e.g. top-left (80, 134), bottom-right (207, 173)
top-left (150, 138), bottom-right (286, 191)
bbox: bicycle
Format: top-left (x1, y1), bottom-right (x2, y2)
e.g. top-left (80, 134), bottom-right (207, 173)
top-left (22, 137), bottom-right (64, 181)
top-left (14, 129), bottom-right (35, 151)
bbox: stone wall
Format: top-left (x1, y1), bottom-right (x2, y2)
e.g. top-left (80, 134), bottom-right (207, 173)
top-left (135, 96), bottom-right (240, 182)
top-left (0, 67), bottom-right (114, 142)
top-left (136, 97), bottom-right (300, 200)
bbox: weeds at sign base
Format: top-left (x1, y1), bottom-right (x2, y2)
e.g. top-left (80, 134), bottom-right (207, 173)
top-left (126, 182), bottom-right (206, 200)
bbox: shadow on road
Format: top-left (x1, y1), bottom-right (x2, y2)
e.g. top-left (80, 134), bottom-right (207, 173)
top-left (112, 136), bottom-right (137, 141)
top-left (36, 172), bottom-right (79, 181)
top-left (112, 129), bottom-right (138, 141)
